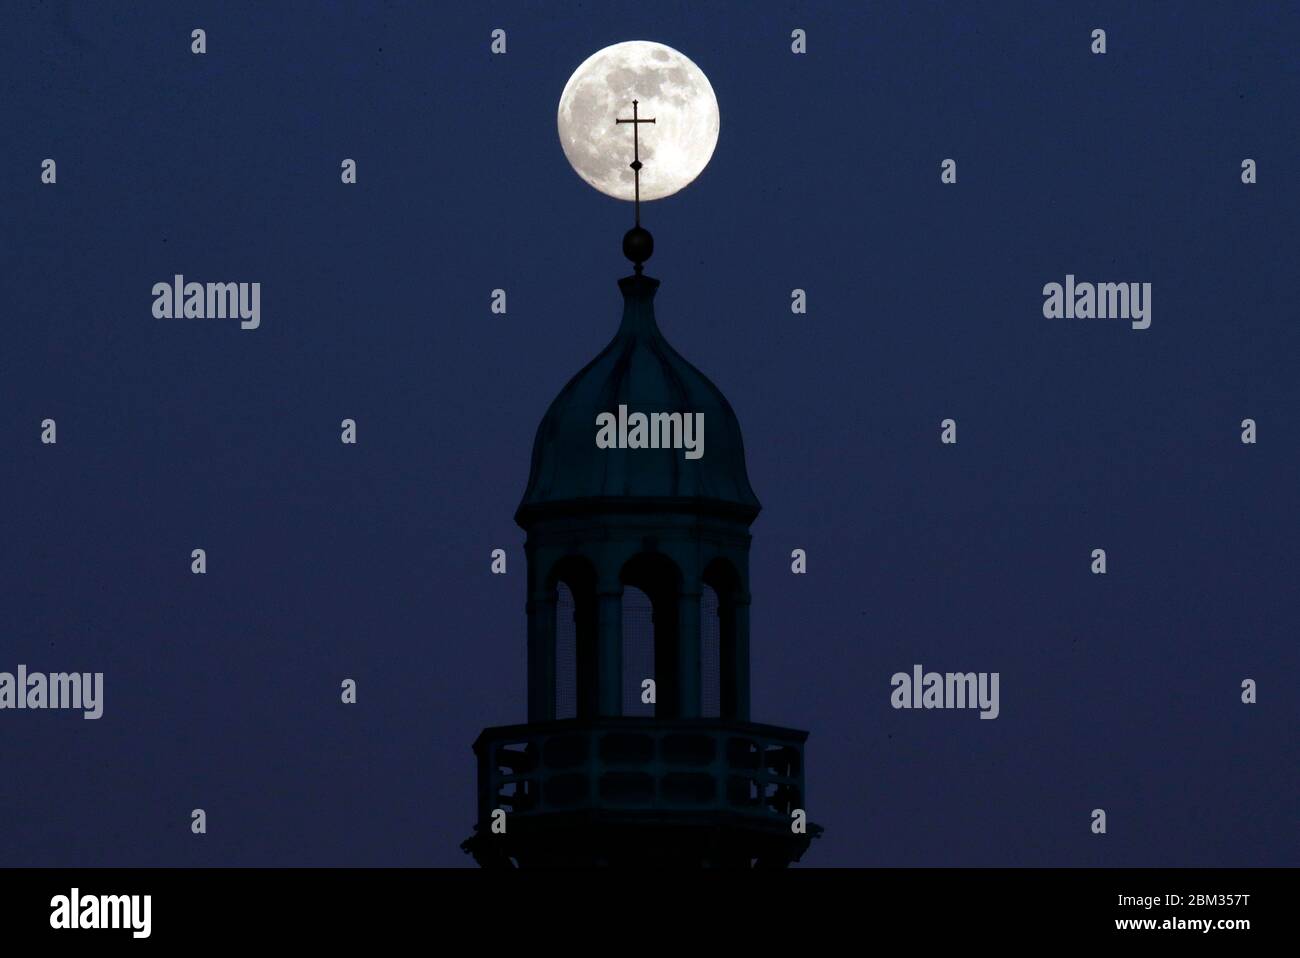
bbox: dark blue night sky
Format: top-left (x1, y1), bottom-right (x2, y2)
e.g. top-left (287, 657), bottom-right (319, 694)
top-left (1, 2), bottom-right (1296, 866)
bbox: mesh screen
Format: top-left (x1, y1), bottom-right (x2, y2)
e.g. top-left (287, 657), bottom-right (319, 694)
top-left (554, 583), bottom-right (576, 719)
top-left (701, 584), bottom-right (721, 717)
top-left (622, 585), bottom-right (655, 716)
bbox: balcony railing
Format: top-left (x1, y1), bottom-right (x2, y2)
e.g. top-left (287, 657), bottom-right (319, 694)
top-left (473, 717), bottom-right (808, 826)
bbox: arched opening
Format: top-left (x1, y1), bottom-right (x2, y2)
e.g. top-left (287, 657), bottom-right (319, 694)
top-left (549, 556), bottom-right (598, 719)
top-left (700, 583), bottom-right (721, 718)
top-left (703, 557), bottom-right (743, 720)
top-left (620, 552), bottom-right (683, 718)
top-left (622, 585), bottom-right (655, 716)
top-left (555, 583), bottom-right (577, 719)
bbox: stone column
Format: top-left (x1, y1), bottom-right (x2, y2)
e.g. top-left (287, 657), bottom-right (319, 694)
top-left (731, 594), bottom-right (752, 721)
top-left (676, 580), bottom-right (702, 718)
top-left (527, 589), bottom-right (556, 723)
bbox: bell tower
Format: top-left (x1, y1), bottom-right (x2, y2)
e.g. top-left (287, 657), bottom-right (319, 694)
top-left (462, 91), bottom-right (819, 868)
top-left (463, 274), bottom-right (820, 868)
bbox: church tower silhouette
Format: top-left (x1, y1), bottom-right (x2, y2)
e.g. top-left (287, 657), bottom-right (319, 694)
top-left (464, 93), bottom-right (818, 866)
top-left (462, 251), bottom-right (820, 867)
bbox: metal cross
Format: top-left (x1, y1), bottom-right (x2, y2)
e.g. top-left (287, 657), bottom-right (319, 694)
top-left (616, 99), bottom-right (655, 226)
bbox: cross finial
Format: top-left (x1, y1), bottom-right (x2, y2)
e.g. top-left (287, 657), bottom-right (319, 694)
top-left (615, 98), bottom-right (656, 228)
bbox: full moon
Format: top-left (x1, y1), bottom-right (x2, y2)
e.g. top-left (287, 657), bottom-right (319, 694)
top-left (557, 40), bottom-right (720, 202)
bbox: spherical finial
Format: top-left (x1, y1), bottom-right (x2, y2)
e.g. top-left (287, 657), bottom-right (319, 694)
top-left (623, 226), bottom-right (654, 270)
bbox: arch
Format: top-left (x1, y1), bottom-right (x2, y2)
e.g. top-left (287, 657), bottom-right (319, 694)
top-left (622, 585), bottom-right (655, 716)
top-left (547, 555), bottom-right (598, 719)
top-left (555, 582), bottom-right (577, 719)
top-left (620, 552), bottom-right (683, 718)
top-left (703, 557), bottom-right (744, 720)
top-left (700, 582), bottom-right (721, 717)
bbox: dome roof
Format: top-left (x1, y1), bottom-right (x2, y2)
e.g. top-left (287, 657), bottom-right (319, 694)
top-left (517, 274), bottom-right (760, 524)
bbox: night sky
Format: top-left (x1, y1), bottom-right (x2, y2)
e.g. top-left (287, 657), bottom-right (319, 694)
top-left (2, 2), bottom-right (1296, 866)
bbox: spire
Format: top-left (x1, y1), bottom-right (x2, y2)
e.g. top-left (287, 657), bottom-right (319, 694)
top-left (616, 98), bottom-right (655, 274)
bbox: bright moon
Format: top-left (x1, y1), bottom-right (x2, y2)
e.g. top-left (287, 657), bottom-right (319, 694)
top-left (557, 40), bottom-right (720, 202)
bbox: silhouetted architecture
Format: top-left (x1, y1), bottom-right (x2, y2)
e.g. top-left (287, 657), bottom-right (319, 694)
top-left (462, 250), bottom-right (820, 867)
top-left (463, 93), bottom-right (818, 867)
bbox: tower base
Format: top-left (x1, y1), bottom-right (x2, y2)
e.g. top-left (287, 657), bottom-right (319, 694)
top-left (462, 810), bottom-right (818, 868)
top-left (465, 717), bottom-right (821, 868)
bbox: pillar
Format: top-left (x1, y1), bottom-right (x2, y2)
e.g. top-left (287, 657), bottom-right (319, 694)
top-left (676, 581), bottom-right (702, 718)
top-left (731, 594), bottom-right (752, 721)
top-left (527, 589), bottom-right (556, 722)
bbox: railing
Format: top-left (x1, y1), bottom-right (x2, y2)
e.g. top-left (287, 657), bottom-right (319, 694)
top-left (474, 717), bottom-right (808, 826)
